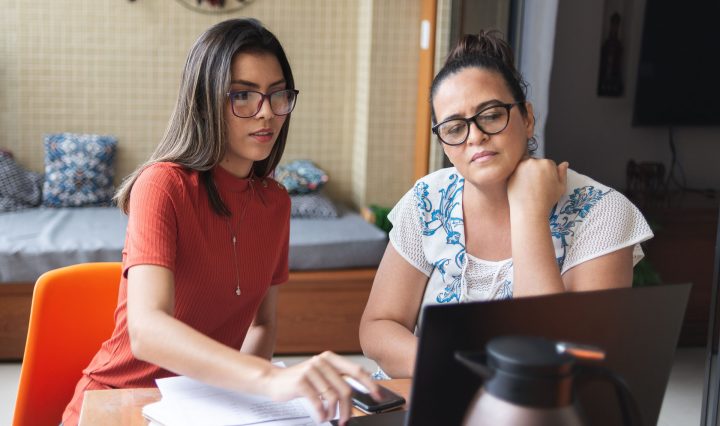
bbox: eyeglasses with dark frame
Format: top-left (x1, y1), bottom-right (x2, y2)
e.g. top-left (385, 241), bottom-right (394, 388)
top-left (432, 101), bottom-right (523, 146)
top-left (226, 89), bottom-right (300, 118)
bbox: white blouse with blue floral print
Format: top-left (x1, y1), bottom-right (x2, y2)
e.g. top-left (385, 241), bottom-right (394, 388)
top-left (388, 167), bottom-right (653, 314)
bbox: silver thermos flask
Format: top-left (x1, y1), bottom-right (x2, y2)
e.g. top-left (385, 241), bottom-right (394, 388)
top-left (455, 335), bottom-right (643, 426)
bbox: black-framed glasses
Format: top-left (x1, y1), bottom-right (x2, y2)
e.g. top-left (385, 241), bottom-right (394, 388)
top-left (226, 89), bottom-right (299, 118)
top-left (432, 102), bottom-right (522, 146)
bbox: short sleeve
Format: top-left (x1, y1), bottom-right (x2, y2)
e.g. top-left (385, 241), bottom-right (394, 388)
top-left (388, 188), bottom-right (433, 276)
top-left (561, 190), bottom-right (653, 273)
top-left (124, 165), bottom-right (181, 277)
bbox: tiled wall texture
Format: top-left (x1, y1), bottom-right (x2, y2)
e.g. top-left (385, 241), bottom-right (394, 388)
top-left (0, 0), bottom-right (421, 208)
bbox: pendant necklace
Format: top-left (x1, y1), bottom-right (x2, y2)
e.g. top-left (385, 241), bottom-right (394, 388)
top-left (224, 179), bottom-right (255, 297)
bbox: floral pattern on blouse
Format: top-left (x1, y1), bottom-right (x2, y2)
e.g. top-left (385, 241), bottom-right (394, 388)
top-left (550, 186), bottom-right (609, 269)
top-left (414, 173), bottom-right (466, 303)
top-left (413, 169), bottom-right (610, 305)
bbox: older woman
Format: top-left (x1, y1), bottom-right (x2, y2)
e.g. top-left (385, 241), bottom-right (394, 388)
top-left (359, 30), bottom-right (653, 379)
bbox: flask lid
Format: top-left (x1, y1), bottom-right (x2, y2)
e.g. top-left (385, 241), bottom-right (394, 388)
top-left (487, 335), bottom-right (574, 377)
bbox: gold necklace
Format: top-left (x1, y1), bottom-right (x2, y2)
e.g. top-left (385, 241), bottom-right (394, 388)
top-left (224, 179), bottom-right (255, 297)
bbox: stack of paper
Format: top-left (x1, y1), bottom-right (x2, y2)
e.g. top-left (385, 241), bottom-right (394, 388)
top-left (142, 376), bottom-right (333, 426)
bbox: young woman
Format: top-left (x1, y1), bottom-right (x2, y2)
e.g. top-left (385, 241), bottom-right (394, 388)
top-left (359, 31), bottom-right (653, 379)
top-left (62, 19), bottom-right (378, 426)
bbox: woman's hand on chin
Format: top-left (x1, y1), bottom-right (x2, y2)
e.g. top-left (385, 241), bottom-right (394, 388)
top-left (507, 158), bottom-right (569, 217)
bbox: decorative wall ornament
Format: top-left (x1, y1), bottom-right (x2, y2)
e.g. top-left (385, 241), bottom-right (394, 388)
top-left (174, 0), bottom-right (255, 14)
top-left (597, 0), bottom-right (630, 97)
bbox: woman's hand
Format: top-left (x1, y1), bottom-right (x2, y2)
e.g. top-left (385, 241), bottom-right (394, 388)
top-left (508, 158), bottom-right (569, 217)
top-left (259, 351), bottom-right (381, 425)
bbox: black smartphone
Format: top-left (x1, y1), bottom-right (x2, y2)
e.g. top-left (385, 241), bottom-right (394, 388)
top-left (350, 384), bottom-right (406, 414)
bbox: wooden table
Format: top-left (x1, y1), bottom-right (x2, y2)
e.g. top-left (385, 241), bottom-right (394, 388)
top-left (78, 379), bottom-right (411, 426)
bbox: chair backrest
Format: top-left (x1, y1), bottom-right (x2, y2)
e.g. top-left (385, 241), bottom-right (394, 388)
top-left (12, 262), bottom-right (122, 426)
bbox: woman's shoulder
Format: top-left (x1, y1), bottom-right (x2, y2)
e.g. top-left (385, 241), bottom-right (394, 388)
top-left (557, 168), bottom-right (635, 217)
top-left (258, 176), bottom-right (291, 205)
top-left (565, 169), bottom-right (612, 193)
top-left (138, 162), bottom-right (195, 180)
top-left (417, 166), bottom-right (462, 184)
top-left (262, 176), bottom-right (289, 194)
top-left (399, 167), bottom-right (464, 218)
top-left (135, 162), bottom-right (200, 194)
top-left (412, 167), bottom-right (464, 196)
top-left (562, 168), bottom-right (616, 203)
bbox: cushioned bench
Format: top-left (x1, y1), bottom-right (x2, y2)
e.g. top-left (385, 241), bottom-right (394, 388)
top-left (0, 206), bottom-right (387, 359)
top-left (0, 208), bottom-right (128, 282)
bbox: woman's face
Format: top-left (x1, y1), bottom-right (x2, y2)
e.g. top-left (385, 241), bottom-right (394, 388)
top-left (433, 67), bottom-right (534, 189)
top-left (222, 51), bottom-right (288, 178)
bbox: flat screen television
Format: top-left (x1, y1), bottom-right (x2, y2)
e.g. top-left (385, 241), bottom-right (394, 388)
top-left (633, 0), bottom-right (720, 126)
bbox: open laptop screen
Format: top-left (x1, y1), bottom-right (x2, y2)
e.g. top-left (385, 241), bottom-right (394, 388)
top-left (406, 284), bottom-right (690, 426)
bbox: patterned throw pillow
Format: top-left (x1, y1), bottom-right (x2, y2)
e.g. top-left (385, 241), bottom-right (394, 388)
top-left (290, 192), bottom-right (339, 218)
top-left (0, 151), bottom-right (44, 212)
top-left (42, 133), bottom-right (118, 207)
top-left (275, 160), bottom-right (329, 194)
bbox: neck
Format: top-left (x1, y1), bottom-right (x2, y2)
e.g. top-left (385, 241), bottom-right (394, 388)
top-left (463, 179), bottom-right (510, 212)
top-left (219, 160), bottom-right (253, 179)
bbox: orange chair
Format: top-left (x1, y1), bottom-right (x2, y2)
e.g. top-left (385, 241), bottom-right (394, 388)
top-left (12, 262), bottom-right (122, 426)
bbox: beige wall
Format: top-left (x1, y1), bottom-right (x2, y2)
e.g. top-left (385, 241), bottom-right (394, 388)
top-left (0, 0), bottom-right (420, 208)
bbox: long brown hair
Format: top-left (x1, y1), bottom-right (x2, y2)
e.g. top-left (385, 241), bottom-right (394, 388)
top-left (114, 18), bottom-right (295, 215)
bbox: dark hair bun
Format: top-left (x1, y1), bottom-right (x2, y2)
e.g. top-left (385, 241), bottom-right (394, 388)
top-left (430, 28), bottom-right (529, 129)
top-left (446, 30), bottom-right (517, 72)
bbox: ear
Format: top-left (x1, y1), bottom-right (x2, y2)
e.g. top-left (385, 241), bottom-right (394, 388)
top-left (523, 102), bottom-right (535, 139)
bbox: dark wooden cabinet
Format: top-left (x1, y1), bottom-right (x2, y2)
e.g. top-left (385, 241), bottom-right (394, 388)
top-left (631, 192), bottom-right (719, 346)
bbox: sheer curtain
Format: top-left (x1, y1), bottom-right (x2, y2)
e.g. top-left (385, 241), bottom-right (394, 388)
top-left (518, 0), bottom-right (559, 158)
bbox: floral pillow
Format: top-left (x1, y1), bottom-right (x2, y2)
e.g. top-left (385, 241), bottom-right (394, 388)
top-left (42, 133), bottom-right (118, 207)
top-left (275, 160), bottom-right (329, 194)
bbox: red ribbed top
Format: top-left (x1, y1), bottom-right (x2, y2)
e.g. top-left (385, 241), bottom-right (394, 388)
top-left (78, 162), bottom-right (289, 387)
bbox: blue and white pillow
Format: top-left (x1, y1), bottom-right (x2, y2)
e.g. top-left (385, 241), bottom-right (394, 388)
top-left (42, 133), bottom-right (118, 207)
top-left (275, 160), bottom-right (329, 194)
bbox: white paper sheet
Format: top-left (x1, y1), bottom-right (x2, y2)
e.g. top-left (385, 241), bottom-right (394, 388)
top-left (141, 375), bottom-right (333, 426)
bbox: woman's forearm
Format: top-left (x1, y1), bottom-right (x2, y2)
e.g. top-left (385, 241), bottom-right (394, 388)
top-left (359, 318), bottom-right (418, 378)
top-left (129, 309), bottom-right (274, 394)
top-left (241, 323), bottom-right (276, 360)
top-left (510, 210), bottom-right (565, 297)
top-left (240, 285), bottom-right (278, 360)
top-left (127, 265), bottom-right (275, 394)
top-left (359, 244), bottom-right (427, 378)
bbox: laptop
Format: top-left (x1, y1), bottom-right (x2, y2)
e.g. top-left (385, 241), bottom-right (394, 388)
top-left (340, 284), bottom-right (690, 426)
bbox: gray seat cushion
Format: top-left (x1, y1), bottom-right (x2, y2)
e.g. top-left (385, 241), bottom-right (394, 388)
top-left (0, 207), bottom-right (387, 282)
top-left (0, 207), bottom-right (128, 282)
top-left (289, 209), bottom-right (388, 270)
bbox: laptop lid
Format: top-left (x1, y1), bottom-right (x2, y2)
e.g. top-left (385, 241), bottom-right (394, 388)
top-left (405, 284), bottom-right (691, 426)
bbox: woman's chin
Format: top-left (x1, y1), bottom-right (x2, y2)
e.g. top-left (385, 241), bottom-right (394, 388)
top-left (464, 167), bottom-right (512, 188)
